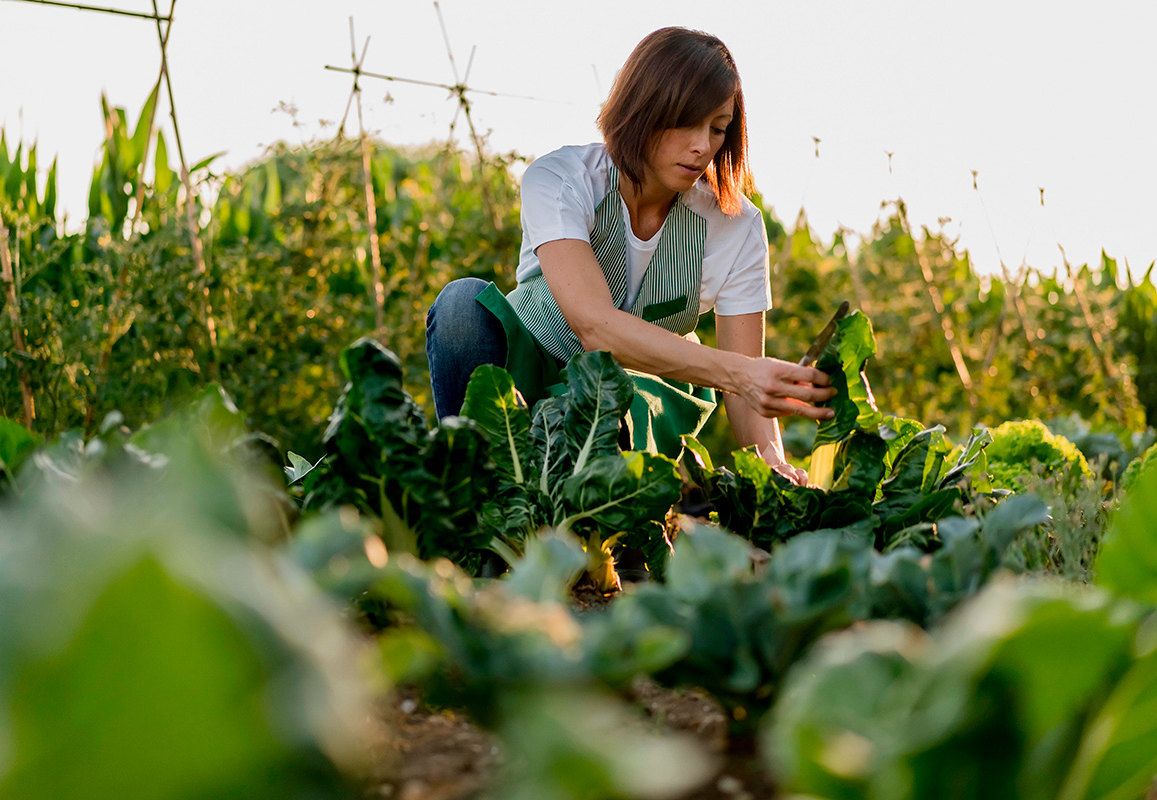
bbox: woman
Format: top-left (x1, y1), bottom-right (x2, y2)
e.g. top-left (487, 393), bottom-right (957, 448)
top-left (426, 27), bottom-right (834, 484)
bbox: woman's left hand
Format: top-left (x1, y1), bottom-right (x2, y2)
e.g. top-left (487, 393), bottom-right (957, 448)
top-left (762, 451), bottom-right (809, 486)
top-left (763, 456), bottom-right (809, 488)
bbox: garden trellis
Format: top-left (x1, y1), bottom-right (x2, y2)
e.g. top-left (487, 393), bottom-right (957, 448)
top-left (4, 0), bottom-right (219, 406)
top-left (324, 1), bottom-right (561, 231)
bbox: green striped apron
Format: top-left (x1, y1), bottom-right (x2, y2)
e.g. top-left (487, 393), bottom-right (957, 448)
top-left (476, 162), bottom-right (717, 457)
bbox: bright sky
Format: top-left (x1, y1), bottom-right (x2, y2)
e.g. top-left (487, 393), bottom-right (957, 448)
top-left (2, 0), bottom-right (1155, 280)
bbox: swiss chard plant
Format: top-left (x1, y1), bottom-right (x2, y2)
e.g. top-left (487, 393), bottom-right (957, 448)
top-left (683, 311), bottom-right (994, 552)
top-left (461, 351), bottom-right (682, 592)
top-left (288, 338), bottom-right (499, 569)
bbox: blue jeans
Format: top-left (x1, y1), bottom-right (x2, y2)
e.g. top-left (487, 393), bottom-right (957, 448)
top-left (425, 277), bottom-right (508, 419)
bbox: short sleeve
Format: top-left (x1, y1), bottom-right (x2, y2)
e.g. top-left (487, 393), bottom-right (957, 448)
top-left (712, 212), bottom-right (772, 316)
top-left (520, 156), bottom-right (597, 253)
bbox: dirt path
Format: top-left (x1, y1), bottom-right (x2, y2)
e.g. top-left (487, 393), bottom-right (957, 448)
top-left (367, 681), bottom-right (778, 800)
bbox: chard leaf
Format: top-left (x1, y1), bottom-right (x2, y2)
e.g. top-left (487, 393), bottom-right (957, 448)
top-left (664, 520), bottom-right (755, 603)
top-left (411, 417), bottom-right (497, 561)
top-left (477, 483), bottom-right (552, 558)
top-left (879, 416), bottom-right (925, 473)
top-left (530, 395), bottom-right (569, 497)
top-left (829, 432), bottom-right (888, 497)
top-left (561, 351), bottom-right (634, 475)
top-left (309, 339), bottom-right (497, 569)
top-left (325, 338), bottom-right (426, 455)
top-left (877, 488), bottom-right (963, 541)
top-left (939, 427), bottom-right (993, 491)
top-left (556, 451), bottom-right (681, 544)
top-left (680, 435), bottom-right (715, 487)
top-left (880, 427), bottom-right (948, 497)
top-left (734, 448), bottom-right (778, 507)
top-left (461, 364), bottom-right (532, 485)
top-left (1059, 640), bottom-right (1157, 800)
top-left (814, 312), bottom-right (883, 447)
top-left (0, 417), bottom-right (39, 478)
top-left (867, 547), bottom-right (933, 622)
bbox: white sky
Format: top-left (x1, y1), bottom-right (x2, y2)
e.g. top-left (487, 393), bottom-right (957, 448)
top-left (1, 0), bottom-right (1155, 280)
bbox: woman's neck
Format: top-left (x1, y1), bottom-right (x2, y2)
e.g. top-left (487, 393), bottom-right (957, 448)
top-left (619, 175), bottom-right (676, 240)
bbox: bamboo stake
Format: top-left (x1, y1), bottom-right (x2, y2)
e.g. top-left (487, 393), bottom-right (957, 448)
top-left (86, 5), bottom-right (173, 428)
top-left (1060, 248), bottom-right (1136, 420)
top-left (913, 234), bottom-right (977, 410)
top-left (980, 274), bottom-right (1009, 373)
top-left (0, 224), bottom-right (35, 426)
top-left (347, 20), bottom-right (386, 334)
top-left (149, 0), bottom-right (218, 364)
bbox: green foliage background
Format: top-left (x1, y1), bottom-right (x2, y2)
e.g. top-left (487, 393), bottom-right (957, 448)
top-left (2, 94), bottom-right (1155, 459)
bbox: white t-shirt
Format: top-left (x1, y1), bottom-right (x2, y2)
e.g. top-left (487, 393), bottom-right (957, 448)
top-left (516, 143), bottom-right (772, 317)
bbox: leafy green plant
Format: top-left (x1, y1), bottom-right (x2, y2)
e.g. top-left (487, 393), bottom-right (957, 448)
top-left (365, 539), bottom-right (713, 800)
top-left (683, 311), bottom-right (993, 553)
top-left (1001, 460), bottom-right (1111, 583)
top-left (0, 416), bottom-right (38, 488)
top-left (0, 431), bottom-right (372, 799)
top-left (765, 579), bottom-right (1157, 800)
top-left (1096, 452), bottom-right (1157, 605)
top-left (1119, 441), bottom-right (1157, 496)
top-left (289, 338), bottom-right (497, 569)
top-left (610, 499), bottom-right (1047, 736)
top-left (986, 418), bottom-right (1092, 491)
top-left (369, 540), bottom-right (688, 725)
top-left (461, 353), bottom-right (682, 592)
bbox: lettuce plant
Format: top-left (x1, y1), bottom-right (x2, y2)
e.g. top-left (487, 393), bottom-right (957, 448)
top-left (986, 418), bottom-right (1092, 491)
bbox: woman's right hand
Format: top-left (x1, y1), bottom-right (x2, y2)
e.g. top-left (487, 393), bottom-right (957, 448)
top-left (735, 357), bottom-right (837, 420)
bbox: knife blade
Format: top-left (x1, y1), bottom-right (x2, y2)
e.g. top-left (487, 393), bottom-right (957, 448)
top-left (797, 300), bottom-right (851, 367)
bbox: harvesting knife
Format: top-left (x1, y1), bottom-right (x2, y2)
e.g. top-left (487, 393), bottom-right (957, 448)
top-left (797, 300), bottom-right (851, 367)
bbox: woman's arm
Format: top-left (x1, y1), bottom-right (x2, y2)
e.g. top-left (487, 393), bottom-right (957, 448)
top-left (536, 238), bottom-right (835, 421)
top-left (715, 311), bottom-right (810, 484)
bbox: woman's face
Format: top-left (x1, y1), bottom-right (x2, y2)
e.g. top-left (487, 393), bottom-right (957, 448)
top-left (645, 97), bottom-right (734, 196)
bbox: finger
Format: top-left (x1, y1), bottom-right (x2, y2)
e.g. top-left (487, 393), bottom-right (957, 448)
top-left (778, 383), bottom-right (837, 404)
top-left (782, 364), bottom-right (832, 386)
top-left (808, 368), bottom-right (832, 387)
top-left (765, 398), bottom-right (836, 421)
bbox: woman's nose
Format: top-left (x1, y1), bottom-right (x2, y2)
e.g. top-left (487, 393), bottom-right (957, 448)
top-left (690, 130), bottom-right (707, 155)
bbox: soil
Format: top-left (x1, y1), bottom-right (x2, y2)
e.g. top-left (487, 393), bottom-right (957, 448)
top-left (367, 680), bottom-right (778, 800)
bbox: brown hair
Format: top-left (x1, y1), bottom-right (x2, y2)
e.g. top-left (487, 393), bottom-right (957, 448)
top-left (598, 27), bottom-right (751, 215)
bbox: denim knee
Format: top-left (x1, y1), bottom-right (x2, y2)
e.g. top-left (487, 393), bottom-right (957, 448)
top-left (426, 278), bottom-right (507, 418)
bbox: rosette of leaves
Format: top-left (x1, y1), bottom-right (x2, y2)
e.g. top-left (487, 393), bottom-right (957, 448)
top-left (461, 351), bottom-right (682, 592)
top-left (606, 498), bottom-right (1047, 738)
top-left (985, 419), bottom-right (1092, 492)
top-left (288, 338), bottom-right (498, 569)
top-left (682, 311), bottom-right (993, 551)
top-left (765, 579), bottom-right (1157, 800)
top-left (610, 523), bottom-right (860, 736)
top-left (371, 537), bottom-right (689, 725)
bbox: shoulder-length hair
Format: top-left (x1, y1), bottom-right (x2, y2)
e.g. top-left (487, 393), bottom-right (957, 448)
top-left (598, 27), bottom-right (752, 216)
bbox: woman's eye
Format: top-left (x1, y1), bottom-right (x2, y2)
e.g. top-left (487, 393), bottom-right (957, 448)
top-left (711, 127), bottom-right (727, 136)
